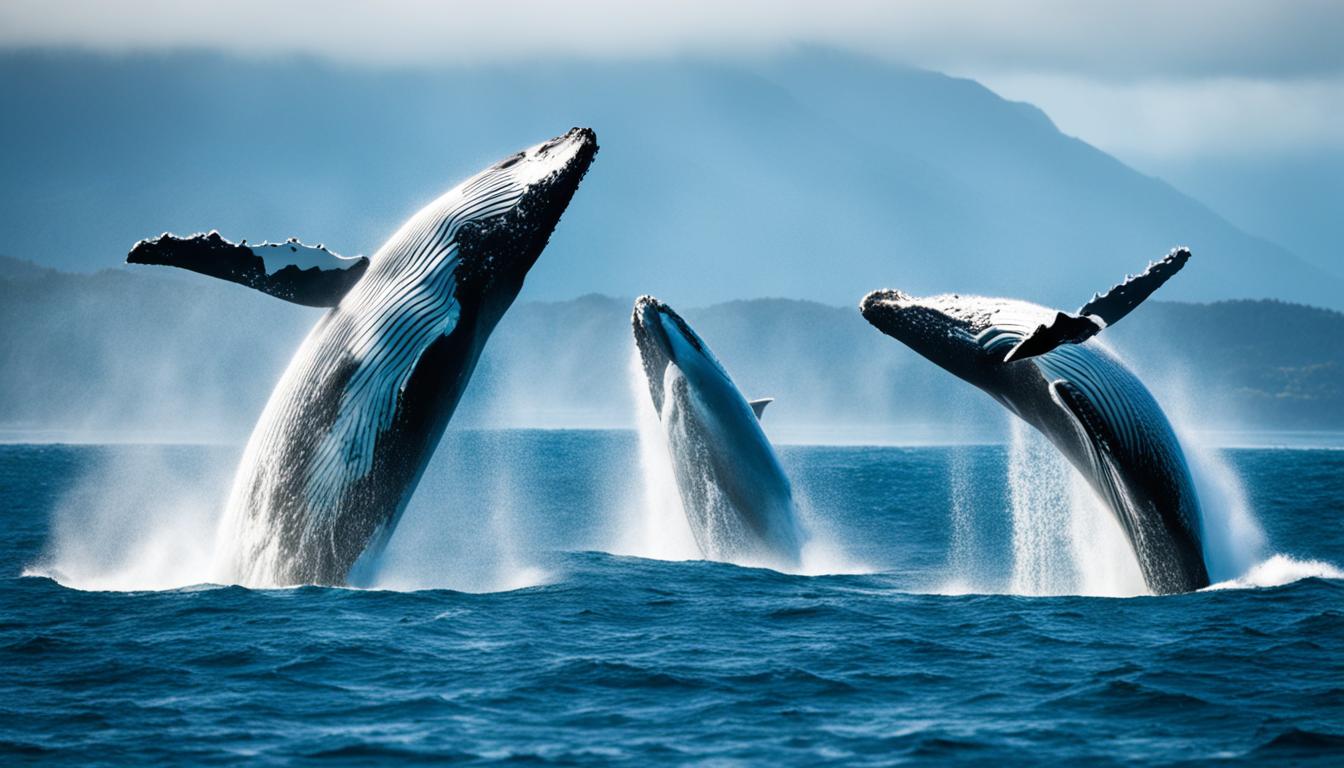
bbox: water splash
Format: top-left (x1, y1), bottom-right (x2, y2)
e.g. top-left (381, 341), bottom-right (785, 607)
top-left (941, 445), bottom-right (1001, 593)
top-left (28, 446), bottom-right (230, 591)
top-left (1206, 554), bottom-right (1344, 590)
top-left (1166, 421), bottom-right (1267, 583)
top-left (608, 350), bottom-right (699, 561)
top-left (1007, 419), bottom-right (1078, 594)
top-left (788, 488), bottom-right (870, 576)
top-left (945, 446), bottom-right (977, 581)
top-left (995, 418), bottom-right (1147, 597)
top-left (359, 434), bottom-right (552, 593)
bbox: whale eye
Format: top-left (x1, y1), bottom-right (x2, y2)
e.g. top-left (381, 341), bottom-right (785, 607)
top-left (498, 152), bottom-right (525, 169)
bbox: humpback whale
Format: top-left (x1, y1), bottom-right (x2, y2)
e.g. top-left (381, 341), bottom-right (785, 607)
top-left (632, 296), bottom-right (804, 568)
top-left (129, 128), bottom-right (598, 586)
top-left (860, 249), bottom-right (1209, 594)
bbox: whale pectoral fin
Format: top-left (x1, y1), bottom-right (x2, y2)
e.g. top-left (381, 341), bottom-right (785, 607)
top-left (748, 398), bottom-right (774, 419)
top-left (1004, 247), bottom-right (1192, 363)
top-left (127, 231), bottom-right (369, 307)
top-left (1078, 247), bottom-right (1192, 327)
top-left (1003, 312), bottom-right (1103, 362)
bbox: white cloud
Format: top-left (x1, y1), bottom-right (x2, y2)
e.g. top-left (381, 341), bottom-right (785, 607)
top-left (977, 74), bottom-right (1344, 160)
top-left (2, 0), bottom-right (1340, 78)
top-left (2, 0), bottom-right (1341, 159)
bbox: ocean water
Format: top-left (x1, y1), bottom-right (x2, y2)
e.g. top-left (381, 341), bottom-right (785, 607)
top-left (2, 431), bottom-right (1342, 765)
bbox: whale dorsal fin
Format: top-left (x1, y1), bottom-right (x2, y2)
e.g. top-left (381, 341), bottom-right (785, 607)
top-left (127, 231), bottom-right (369, 307)
top-left (749, 398), bottom-right (774, 419)
top-left (1003, 247), bottom-right (1191, 363)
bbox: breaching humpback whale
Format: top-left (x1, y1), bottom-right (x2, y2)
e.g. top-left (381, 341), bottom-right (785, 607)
top-left (128, 128), bottom-right (598, 586)
top-left (860, 249), bottom-right (1208, 594)
top-left (632, 296), bottom-right (804, 568)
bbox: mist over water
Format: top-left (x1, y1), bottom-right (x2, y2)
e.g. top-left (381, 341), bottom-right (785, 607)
top-left (16, 340), bottom-right (1337, 598)
top-left (610, 351), bottom-right (699, 561)
top-left (25, 446), bottom-right (232, 591)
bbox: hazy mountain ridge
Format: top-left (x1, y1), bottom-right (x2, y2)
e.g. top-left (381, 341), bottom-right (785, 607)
top-left (2, 258), bottom-right (1340, 442)
top-left (1, 49), bottom-right (1338, 311)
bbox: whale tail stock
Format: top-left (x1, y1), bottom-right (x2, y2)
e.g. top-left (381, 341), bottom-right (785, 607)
top-left (1002, 247), bottom-right (1192, 363)
top-left (127, 231), bottom-right (368, 307)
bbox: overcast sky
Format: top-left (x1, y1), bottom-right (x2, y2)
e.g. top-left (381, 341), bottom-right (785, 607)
top-left (2, 1), bottom-right (1340, 162)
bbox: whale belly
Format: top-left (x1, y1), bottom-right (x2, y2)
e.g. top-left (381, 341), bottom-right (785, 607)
top-left (661, 371), bottom-right (802, 567)
top-left (1027, 343), bottom-right (1209, 594)
top-left (216, 268), bottom-right (468, 586)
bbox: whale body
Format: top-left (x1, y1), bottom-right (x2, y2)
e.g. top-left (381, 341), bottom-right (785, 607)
top-left (860, 249), bottom-right (1209, 594)
top-left (631, 296), bottom-right (804, 568)
top-left (129, 128), bottom-right (598, 585)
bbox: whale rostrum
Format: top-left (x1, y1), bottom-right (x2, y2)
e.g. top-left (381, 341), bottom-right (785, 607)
top-left (129, 128), bottom-right (598, 586)
top-left (860, 248), bottom-right (1209, 594)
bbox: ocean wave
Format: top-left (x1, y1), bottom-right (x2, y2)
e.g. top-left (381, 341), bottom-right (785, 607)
top-left (1206, 554), bottom-right (1344, 590)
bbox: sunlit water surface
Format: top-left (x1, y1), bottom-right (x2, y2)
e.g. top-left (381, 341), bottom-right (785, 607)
top-left (2, 432), bottom-right (1342, 765)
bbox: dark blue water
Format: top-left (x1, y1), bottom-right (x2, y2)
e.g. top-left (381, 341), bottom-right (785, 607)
top-left (2, 432), bottom-right (1342, 765)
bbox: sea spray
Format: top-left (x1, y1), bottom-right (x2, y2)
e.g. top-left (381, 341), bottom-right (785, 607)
top-left (31, 445), bottom-right (232, 591)
top-left (1161, 401), bottom-right (1267, 582)
top-left (1065, 471), bottom-right (1147, 597)
top-left (1206, 554), bottom-right (1344, 590)
top-left (1003, 417), bottom-right (1147, 597)
top-left (362, 432), bottom-right (551, 593)
top-left (1118, 342), bottom-right (1270, 583)
top-left (609, 351), bottom-right (701, 561)
top-left (942, 445), bottom-right (993, 593)
top-left (1006, 418), bottom-right (1078, 595)
top-left (946, 447), bottom-right (975, 575)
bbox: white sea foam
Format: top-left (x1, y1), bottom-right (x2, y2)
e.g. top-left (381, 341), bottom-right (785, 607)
top-left (1206, 554), bottom-right (1344, 590)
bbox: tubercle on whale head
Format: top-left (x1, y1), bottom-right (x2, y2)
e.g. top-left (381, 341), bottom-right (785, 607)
top-left (859, 288), bottom-right (992, 381)
top-left (455, 127), bottom-right (599, 310)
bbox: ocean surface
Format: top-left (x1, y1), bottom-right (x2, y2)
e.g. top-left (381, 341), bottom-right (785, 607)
top-left (2, 430), bottom-right (1342, 765)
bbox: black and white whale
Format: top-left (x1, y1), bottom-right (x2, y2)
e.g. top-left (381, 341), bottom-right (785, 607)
top-left (632, 296), bottom-right (804, 568)
top-left (860, 249), bottom-right (1209, 594)
top-left (129, 128), bottom-right (598, 586)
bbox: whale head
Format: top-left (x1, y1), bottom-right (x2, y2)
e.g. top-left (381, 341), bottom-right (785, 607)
top-left (860, 289), bottom-right (1056, 384)
top-left (449, 127), bottom-right (598, 311)
top-left (362, 127), bottom-right (598, 325)
top-left (632, 295), bottom-right (732, 414)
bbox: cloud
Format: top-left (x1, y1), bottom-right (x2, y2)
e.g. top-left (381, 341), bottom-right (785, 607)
top-left (980, 74), bottom-right (1344, 160)
top-left (0, 0), bottom-right (1340, 80)
top-left (2, 1), bottom-right (1341, 159)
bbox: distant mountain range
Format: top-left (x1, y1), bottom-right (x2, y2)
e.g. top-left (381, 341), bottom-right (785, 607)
top-left (0, 49), bottom-right (1339, 311)
top-left (3, 257), bottom-right (1340, 442)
